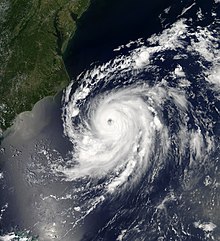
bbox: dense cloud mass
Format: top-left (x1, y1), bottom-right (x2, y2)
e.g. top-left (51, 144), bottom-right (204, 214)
top-left (58, 17), bottom-right (219, 240)
top-left (61, 18), bottom-right (219, 191)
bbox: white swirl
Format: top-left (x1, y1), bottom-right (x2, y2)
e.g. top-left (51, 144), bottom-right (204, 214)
top-left (62, 83), bottom-right (181, 192)
top-left (60, 18), bottom-right (218, 194)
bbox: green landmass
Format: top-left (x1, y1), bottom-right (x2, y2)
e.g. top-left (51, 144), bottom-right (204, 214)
top-left (0, 0), bottom-right (90, 132)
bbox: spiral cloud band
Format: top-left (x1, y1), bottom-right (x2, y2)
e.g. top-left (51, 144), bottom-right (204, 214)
top-left (60, 18), bottom-right (219, 196)
top-left (63, 85), bottom-right (171, 192)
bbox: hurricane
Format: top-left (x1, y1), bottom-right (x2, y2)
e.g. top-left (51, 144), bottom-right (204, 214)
top-left (60, 18), bottom-right (219, 194)
top-left (37, 15), bottom-right (220, 239)
top-left (63, 82), bottom-right (170, 187)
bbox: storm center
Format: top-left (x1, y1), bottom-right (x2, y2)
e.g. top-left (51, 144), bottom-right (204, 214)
top-left (107, 118), bottom-right (114, 125)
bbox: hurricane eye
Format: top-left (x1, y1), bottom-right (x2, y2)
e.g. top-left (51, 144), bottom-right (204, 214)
top-left (107, 118), bottom-right (114, 125)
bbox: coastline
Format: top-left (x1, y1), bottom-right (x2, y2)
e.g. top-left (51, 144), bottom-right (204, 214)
top-left (0, 0), bottom-right (91, 132)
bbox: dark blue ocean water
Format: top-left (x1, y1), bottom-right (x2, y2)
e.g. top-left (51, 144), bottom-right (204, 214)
top-left (64, 0), bottom-right (217, 78)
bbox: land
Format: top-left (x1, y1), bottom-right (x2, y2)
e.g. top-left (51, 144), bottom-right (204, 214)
top-left (0, 0), bottom-right (90, 132)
